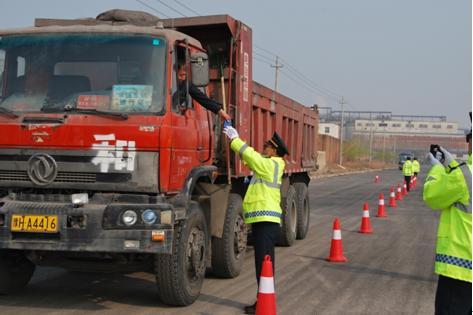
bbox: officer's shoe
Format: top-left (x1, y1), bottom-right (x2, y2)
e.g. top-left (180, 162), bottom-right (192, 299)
top-left (244, 302), bottom-right (256, 314)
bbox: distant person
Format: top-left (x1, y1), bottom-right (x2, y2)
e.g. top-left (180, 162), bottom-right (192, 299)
top-left (173, 64), bottom-right (230, 120)
top-left (423, 112), bottom-right (471, 314)
top-left (412, 157), bottom-right (420, 177)
top-left (223, 124), bottom-right (288, 315)
top-left (402, 156), bottom-right (413, 191)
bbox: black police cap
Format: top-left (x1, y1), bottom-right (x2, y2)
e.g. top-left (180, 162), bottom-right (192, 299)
top-left (266, 132), bottom-right (289, 156)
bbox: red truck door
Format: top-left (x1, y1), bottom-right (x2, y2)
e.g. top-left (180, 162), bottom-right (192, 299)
top-left (168, 45), bottom-right (205, 191)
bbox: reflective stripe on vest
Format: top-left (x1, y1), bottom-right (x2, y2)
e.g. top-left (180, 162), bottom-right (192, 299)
top-left (239, 143), bottom-right (249, 158)
top-left (244, 210), bottom-right (282, 220)
top-left (454, 163), bottom-right (472, 213)
top-left (436, 253), bottom-right (472, 270)
top-left (249, 160), bottom-right (281, 189)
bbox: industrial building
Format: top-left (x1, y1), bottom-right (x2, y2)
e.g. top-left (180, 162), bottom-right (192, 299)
top-left (319, 107), bottom-right (468, 160)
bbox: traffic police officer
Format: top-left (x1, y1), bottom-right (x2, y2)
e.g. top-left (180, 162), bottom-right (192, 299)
top-left (223, 124), bottom-right (288, 314)
top-left (423, 113), bottom-right (472, 314)
top-left (402, 156), bottom-right (413, 192)
top-left (412, 157), bottom-right (420, 177)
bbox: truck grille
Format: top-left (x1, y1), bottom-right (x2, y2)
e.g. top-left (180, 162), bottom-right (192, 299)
top-left (0, 170), bottom-right (96, 183)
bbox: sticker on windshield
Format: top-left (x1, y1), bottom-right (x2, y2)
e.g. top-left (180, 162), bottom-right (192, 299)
top-left (77, 95), bottom-right (110, 109)
top-left (111, 85), bottom-right (153, 112)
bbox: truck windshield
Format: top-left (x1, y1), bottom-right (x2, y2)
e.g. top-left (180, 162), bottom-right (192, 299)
top-left (0, 34), bottom-right (166, 114)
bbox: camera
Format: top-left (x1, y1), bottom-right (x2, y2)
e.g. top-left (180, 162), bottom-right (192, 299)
top-left (430, 144), bottom-right (445, 163)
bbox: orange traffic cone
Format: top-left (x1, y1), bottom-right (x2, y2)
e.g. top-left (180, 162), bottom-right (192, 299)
top-left (359, 202), bottom-right (373, 233)
top-left (374, 175), bottom-right (380, 183)
top-left (396, 183), bottom-right (403, 201)
top-left (326, 218), bottom-right (347, 262)
top-left (388, 186), bottom-right (397, 208)
top-left (413, 176), bottom-right (417, 189)
top-left (376, 193), bottom-right (387, 217)
top-left (255, 255), bottom-right (277, 315)
top-left (402, 181), bottom-right (408, 196)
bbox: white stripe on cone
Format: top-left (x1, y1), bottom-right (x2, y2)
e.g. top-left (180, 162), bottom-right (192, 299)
top-left (259, 276), bottom-right (275, 294)
top-left (363, 210), bottom-right (370, 218)
top-left (397, 187), bottom-right (401, 192)
top-left (390, 192), bottom-right (395, 197)
top-left (332, 230), bottom-right (342, 240)
top-left (379, 199), bottom-right (384, 205)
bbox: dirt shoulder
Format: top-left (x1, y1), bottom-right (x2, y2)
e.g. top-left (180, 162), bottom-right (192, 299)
top-left (311, 161), bottom-right (397, 179)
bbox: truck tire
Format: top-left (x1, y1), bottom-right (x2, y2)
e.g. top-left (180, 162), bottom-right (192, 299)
top-left (278, 185), bottom-right (297, 247)
top-left (294, 182), bottom-right (310, 240)
top-left (211, 193), bottom-right (247, 278)
top-left (0, 251), bottom-right (36, 294)
top-left (155, 202), bottom-right (208, 306)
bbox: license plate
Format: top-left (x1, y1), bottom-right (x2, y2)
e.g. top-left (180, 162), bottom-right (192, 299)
top-left (11, 215), bottom-right (59, 233)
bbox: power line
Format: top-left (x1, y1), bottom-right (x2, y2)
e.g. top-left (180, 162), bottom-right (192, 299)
top-left (253, 51), bottom-right (274, 63)
top-left (172, 0), bottom-right (200, 16)
top-left (280, 68), bottom-right (338, 102)
top-left (280, 57), bottom-right (342, 99)
top-left (152, 0), bottom-right (187, 17)
top-left (253, 56), bottom-right (272, 66)
top-left (254, 45), bottom-right (344, 101)
top-left (134, 0), bottom-right (170, 18)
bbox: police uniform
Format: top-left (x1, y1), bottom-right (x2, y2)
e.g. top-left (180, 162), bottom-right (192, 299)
top-left (230, 133), bottom-right (288, 285)
top-left (402, 159), bottom-right (413, 191)
top-left (412, 159), bottom-right (420, 177)
top-left (423, 154), bottom-right (472, 314)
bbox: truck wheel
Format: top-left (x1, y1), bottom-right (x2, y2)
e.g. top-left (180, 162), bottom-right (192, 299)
top-left (211, 193), bottom-right (247, 278)
top-left (294, 183), bottom-right (310, 240)
top-left (0, 251), bottom-right (35, 294)
top-left (155, 202), bottom-right (208, 306)
top-left (278, 185), bottom-right (297, 247)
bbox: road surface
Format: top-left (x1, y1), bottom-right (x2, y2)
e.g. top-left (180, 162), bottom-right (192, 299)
top-left (0, 169), bottom-right (438, 314)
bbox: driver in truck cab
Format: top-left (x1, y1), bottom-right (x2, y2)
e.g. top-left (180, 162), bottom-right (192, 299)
top-left (1, 62), bottom-right (50, 111)
top-left (173, 63), bottom-right (231, 120)
top-left (223, 124), bottom-right (288, 314)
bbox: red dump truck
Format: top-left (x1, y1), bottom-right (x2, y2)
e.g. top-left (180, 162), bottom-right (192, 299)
top-left (0, 10), bottom-right (318, 305)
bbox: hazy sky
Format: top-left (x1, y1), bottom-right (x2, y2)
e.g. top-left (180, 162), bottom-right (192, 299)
top-left (0, 0), bottom-right (471, 128)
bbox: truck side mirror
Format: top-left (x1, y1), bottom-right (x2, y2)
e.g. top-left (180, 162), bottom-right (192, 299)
top-left (190, 52), bottom-right (209, 87)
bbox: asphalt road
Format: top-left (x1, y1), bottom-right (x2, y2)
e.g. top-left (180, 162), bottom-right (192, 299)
top-left (0, 169), bottom-right (438, 315)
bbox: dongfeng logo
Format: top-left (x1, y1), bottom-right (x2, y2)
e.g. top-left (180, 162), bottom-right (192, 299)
top-left (27, 154), bottom-right (58, 185)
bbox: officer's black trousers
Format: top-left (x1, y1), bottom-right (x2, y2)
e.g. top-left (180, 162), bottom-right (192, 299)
top-left (404, 175), bottom-right (411, 192)
top-left (251, 222), bottom-right (281, 284)
top-left (435, 275), bottom-right (472, 315)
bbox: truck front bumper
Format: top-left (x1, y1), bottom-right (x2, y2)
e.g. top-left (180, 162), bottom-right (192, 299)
top-left (0, 200), bottom-right (177, 254)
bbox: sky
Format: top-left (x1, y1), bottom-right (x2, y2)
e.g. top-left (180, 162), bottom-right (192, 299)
top-left (0, 0), bottom-right (471, 128)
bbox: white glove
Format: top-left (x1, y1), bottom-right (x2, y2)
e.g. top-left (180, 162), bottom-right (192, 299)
top-left (223, 126), bottom-right (239, 140)
top-left (439, 146), bottom-right (454, 165)
top-left (427, 152), bottom-right (442, 166)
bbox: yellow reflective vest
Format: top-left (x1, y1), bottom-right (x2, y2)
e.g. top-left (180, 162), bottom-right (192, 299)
top-left (423, 155), bottom-right (472, 282)
top-left (230, 138), bottom-right (284, 224)
top-left (412, 160), bottom-right (420, 173)
top-left (402, 160), bottom-right (413, 176)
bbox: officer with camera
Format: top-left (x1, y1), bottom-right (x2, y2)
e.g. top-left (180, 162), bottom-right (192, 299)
top-left (423, 113), bottom-right (472, 314)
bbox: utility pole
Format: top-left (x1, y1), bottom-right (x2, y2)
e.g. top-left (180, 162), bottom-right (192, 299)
top-left (271, 56), bottom-right (283, 102)
top-left (339, 97), bottom-right (345, 165)
top-left (382, 126), bottom-right (386, 163)
top-left (369, 112), bottom-right (374, 165)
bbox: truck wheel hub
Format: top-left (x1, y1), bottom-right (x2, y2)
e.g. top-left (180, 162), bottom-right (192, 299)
top-left (233, 216), bottom-right (246, 259)
top-left (187, 226), bottom-right (205, 279)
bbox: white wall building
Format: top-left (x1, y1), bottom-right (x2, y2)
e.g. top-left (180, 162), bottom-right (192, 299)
top-left (354, 119), bottom-right (459, 135)
top-left (319, 123), bottom-right (340, 139)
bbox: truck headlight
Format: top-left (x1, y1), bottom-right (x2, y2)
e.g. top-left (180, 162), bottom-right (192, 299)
top-left (122, 210), bottom-right (138, 226)
top-left (141, 209), bottom-right (157, 225)
top-left (71, 193), bottom-right (88, 206)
